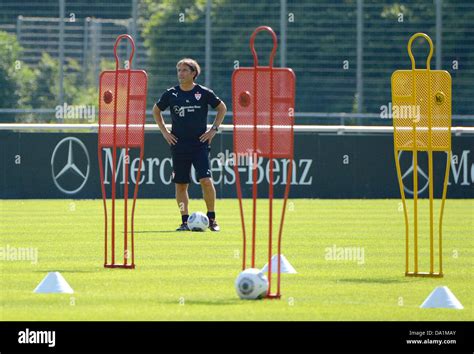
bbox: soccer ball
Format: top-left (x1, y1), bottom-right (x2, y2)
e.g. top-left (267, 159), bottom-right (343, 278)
top-left (187, 212), bottom-right (209, 231)
top-left (235, 268), bottom-right (269, 300)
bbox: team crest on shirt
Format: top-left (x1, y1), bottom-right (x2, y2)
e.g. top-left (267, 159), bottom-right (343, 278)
top-left (195, 92), bottom-right (202, 101)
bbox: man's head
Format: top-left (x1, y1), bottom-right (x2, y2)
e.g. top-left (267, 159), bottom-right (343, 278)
top-left (176, 58), bottom-right (201, 84)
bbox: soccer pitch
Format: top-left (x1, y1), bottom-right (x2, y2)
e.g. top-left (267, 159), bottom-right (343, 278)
top-left (0, 199), bottom-right (472, 321)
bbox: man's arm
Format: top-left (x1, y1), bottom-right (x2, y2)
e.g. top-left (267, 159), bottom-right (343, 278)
top-left (211, 101), bottom-right (227, 129)
top-left (199, 101), bottom-right (227, 143)
top-left (153, 104), bottom-right (177, 146)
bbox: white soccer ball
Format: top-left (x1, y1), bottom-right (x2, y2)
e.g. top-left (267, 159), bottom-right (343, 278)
top-left (235, 268), bottom-right (269, 300)
top-left (187, 212), bottom-right (209, 232)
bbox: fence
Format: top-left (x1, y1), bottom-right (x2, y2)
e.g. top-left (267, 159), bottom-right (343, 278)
top-left (0, 0), bottom-right (472, 125)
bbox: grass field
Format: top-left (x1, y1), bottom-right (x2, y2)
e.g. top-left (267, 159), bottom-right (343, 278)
top-left (0, 199), bottom-right (472, 321)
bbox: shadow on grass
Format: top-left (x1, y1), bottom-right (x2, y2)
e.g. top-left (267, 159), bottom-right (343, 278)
top-left (160, 298), bottom-right (243, 306)
top-left (122, 230), bottom-right (177, 234)
top-left (33, 270), bottom-right (98, 273)
top-left (337, 278), bottom-right (416, 284)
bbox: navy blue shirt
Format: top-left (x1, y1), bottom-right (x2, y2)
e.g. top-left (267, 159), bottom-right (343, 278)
top-left (156, 84), bottom-right (221, 151)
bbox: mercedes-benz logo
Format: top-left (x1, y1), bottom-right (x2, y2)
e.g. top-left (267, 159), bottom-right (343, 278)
top-left (51, 137), bottom-right (90, 194)
top-left (398, 150), bottom-right (429, 196)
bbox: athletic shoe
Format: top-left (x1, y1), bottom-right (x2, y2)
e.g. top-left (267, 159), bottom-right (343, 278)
top-left (176, 223), bottom-right (190, 231)
top-left (208, 219), bottom-right (220, 232)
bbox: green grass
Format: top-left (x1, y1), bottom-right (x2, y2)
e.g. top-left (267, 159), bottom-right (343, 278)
top-left (0, 199), bottom-right (472, 321)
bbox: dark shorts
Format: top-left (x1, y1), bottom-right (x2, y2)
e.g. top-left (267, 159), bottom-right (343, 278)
top-left (171, 145), bottom-right (212, 184)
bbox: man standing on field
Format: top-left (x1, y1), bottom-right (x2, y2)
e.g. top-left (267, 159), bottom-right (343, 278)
top-left (153, 58), bottom-right (227, 231)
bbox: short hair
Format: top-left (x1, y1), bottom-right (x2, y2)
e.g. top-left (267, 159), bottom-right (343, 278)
top-left (176, 58), bottom-right (201, 80)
